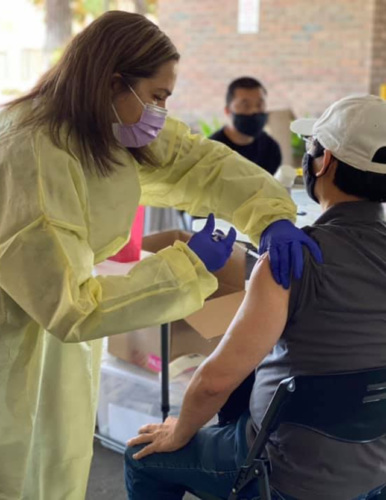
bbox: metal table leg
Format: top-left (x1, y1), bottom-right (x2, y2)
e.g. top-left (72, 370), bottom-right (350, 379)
top-left (161, 323), bottom-right (170, 421)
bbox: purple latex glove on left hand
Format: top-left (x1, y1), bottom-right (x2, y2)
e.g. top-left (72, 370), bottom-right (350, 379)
top-left (259, 219), bottom-right (323, 289)
top-left (188, 214), bottom-right (237, 272)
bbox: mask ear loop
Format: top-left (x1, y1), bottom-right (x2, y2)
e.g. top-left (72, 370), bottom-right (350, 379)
top-left (129, 83), bottom-right (168, 114)
top-left (128, 83), bottom-right (167, 115)
top-left (111, 84), bottom-right (147, 126)
top-left (111, 104), bottom-right (123, 124)
top-left (128, 85), bottom-right (146, 107)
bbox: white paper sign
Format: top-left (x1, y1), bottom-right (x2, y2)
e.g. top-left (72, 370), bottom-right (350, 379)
top-left (238, 0), bottom-right (260, 34)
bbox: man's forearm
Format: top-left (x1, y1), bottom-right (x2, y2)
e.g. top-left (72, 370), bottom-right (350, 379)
top-left (173, 371), bottom-right (232, 444)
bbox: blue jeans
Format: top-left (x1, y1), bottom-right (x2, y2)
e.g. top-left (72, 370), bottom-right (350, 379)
top-left (124, 411), bottom-right (385, 500)
top-left (353, 485), bottom-right (386, 500)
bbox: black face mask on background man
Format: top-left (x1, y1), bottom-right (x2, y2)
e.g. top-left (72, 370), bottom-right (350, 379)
top-left (232, 112), bottom-right (268, 137)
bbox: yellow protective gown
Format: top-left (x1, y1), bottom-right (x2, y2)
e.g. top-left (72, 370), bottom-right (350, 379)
top-left (0, 106), bottom-right (296, 500)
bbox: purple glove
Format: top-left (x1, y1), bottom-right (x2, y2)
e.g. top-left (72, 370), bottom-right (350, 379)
top-left (188, 214), bottom-right (237, 272)
top-left (259, 219), bottom-right (323, 289)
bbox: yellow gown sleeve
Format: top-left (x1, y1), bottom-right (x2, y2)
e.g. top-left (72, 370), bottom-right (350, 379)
top-left (139, 117), bottom-right (297, 246)
top-left (0, 130), bottom-right (217, 343)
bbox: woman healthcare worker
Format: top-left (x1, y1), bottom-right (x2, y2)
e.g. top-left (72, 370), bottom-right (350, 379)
top-left (0, 11), bottom-right (321, 500)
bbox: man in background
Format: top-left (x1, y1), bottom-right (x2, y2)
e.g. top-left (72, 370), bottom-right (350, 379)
top-left (210, 76), bottom-right (281, 176)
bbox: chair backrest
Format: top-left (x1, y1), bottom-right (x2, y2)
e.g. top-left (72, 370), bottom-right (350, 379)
top-left (247, 366), bottom-right (386, 464)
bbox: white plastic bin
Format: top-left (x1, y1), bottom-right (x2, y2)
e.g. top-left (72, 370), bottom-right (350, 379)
top-left (97, 354), bottom-right (184, 445)
top-left (98, 355), bottom-right (163, 445)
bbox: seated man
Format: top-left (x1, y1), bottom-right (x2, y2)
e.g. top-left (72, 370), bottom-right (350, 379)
top-left (125, 95), bottom-right (386, 500)
top-left (210, 77), bottom-right (281, 176)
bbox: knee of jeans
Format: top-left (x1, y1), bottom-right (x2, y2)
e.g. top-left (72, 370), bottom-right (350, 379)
top-left (124, 445), bottom-right (144, 471)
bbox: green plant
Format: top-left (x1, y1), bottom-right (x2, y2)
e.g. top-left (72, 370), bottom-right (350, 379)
top-left (291, 131), bottom-right (306, 157)
top-left (198, 117), bottom-right (222, 137)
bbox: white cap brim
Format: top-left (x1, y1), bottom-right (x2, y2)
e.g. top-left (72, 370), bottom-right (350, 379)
top-left (290, 118), bottom-right (317, 137)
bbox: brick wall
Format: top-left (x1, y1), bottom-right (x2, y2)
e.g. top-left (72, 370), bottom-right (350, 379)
top-left (370, 0), bottom-right (386, 94)
top-left (158, 0), bottom-right (377, 128)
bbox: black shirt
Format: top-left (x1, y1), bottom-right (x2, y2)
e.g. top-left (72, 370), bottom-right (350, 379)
top-left (209, 127), bottom-right (281, 176)
top-left (251, 201), bottom-right (386, 499)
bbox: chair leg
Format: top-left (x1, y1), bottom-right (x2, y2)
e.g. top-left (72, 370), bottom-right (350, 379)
top-left (256, 460), bottom-right (271, 500)
top-left (228, 459), bottom-right (271, 500)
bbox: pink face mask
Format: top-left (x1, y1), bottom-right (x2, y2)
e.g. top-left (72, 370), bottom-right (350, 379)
top-left (112, 86), bottom-right (168, 148)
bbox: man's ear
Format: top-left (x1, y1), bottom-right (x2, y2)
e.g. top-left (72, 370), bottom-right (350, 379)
top-left (224, 106), bottom-right (231, 117)
top-left (316, 150), bottom-right (334, 177)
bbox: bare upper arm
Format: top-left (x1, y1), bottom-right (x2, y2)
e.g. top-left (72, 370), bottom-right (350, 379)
top-left (199, 254), bottom-right (290, 394)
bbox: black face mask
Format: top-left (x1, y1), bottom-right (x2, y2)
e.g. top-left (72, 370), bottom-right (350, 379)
top-left (302, 153), bottom-right (319, 204)
top-left (232, 112), bottom-right (268, 137)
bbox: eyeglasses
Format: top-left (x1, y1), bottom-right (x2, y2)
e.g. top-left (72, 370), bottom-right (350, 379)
top-left (301, 136), bottom-right (314, 154)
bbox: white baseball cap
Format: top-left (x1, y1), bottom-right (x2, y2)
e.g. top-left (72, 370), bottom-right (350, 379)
top-left (290, 95), bottom-right (386, 174)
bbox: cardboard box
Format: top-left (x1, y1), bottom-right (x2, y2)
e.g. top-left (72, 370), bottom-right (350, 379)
top-left (106, 230), bottom-right (246, 373)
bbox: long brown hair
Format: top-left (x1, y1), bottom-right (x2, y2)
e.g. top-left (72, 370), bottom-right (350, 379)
top-left (5, 11), bottom-right (180, 176)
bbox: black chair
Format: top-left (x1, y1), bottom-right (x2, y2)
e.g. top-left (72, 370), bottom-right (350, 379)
top-left (227, 366), bottom-right (386, 500)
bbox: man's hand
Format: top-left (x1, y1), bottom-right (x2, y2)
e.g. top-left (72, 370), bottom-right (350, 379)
top-left (127, 417), bottom-right (190, 460)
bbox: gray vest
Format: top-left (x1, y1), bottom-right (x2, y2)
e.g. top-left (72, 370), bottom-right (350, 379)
top-left (250, 202), bottom-right (386, 500)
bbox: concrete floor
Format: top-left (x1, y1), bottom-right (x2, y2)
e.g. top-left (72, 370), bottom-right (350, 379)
top-left (86, 440), bottom-right (126, 500)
